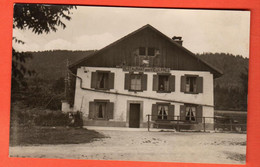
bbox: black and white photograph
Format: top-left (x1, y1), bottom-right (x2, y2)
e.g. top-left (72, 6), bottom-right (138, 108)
top-left (9, 4), bottom-right (249, 164)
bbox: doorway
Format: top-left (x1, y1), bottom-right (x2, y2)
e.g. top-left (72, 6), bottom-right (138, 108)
top-left (129, 103), bottom-right (141, 128)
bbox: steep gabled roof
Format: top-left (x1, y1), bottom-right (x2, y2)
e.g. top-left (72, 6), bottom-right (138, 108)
top-left (69, 24), bottom-right (223, 78)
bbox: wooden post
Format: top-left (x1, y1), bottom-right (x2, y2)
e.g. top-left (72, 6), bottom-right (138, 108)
top-left (177, 116), bottom-right (180, 132)
top-left (230, 119), bottom-right (233, 131)
top-left (147, 115), bottom-right (150, 132)
top-left (203, 117), bottom-right (206, 132)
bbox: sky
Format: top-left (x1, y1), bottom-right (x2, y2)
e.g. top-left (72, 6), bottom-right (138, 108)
top-left (12, 6), bottom-right (251, 58)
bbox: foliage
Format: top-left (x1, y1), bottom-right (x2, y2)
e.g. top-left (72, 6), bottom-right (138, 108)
top-left (13, 4), bottom-right (75, 34)
top-left (12, 4), bottom-right (76, 90)
top-left (197, 53), bottom-right (248, 111)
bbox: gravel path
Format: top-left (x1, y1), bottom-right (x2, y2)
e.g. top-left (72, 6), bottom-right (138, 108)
top-left (9, 129), bottom-right (246, 164)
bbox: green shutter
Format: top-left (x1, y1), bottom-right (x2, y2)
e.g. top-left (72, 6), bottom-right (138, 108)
top-left (168, 105), bottom-right (175, 120)
top-left (169, 75), bottom-right (175, 92)
top-left (197, 77), bottom-right (203, 93)
top-left (124, 73), bottom-right (130, 90)
top-left (196, 105), bottom-right (203, 123)
top-left (89, 102), bottom-right (95, 119)
top-left (91, 72), bottom-right (98, 88)
top-left (180, 105), bottom-right (186, 121)
top-left (107, 102), bottom-right (114, 119)
top-left (141, 74), bottom-right (147, 91)
top-left (108, 72), bottom-right (115, 90)
top-left (152, 75), bottom-right (158, 91)
top-left (180, 76), bottom-right (186, 92)
top-left (151, 104), bottom-right (158, 121)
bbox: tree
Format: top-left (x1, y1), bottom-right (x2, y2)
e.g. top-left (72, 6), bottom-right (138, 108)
top-left (12, 4), bottom-right (76, 90)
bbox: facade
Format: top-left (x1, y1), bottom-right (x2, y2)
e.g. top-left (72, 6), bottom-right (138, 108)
top-left (69, 24), bottom-right (222, 130)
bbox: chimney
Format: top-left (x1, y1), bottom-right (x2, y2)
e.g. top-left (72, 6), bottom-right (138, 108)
top-left (172, 36), bottom-right (183, 46)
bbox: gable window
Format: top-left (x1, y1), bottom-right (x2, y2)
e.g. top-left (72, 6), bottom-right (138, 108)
top-left (89, 100), bottom-right (114, 120)
top-left (91, 71), bottom-right (114, 90)
top-left (153, 74), bottom-right (175, 93)
top-left (125, 73), bottom-right (147, 92)
top-left (137, 47), bottom-right (157, 57)
top-left (181, 75), bottom-right (203, 94)
top-left (139, 47), bottom-right (146, 56)
top-left (147, 47), bottom-right (155, 56)
top-left (130, 74), bottom-right (142, 91)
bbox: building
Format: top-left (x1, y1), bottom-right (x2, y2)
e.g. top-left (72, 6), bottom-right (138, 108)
top-left (68, 24), bottom-right (222, 130)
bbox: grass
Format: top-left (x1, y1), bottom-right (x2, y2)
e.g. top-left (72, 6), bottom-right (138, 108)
top-left (9, 126), bottom-right (106, 146)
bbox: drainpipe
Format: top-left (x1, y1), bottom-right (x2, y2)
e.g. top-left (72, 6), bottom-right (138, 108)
top-left (68, 69), bottom-right (214, 108)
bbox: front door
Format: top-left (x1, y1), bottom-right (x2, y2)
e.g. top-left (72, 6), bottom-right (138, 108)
top-left (129, 103), bottom-right (140, 128)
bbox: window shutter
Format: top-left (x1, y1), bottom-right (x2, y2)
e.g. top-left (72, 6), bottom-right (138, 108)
top-left (151, 104), bottom-right (158, 121)
top-left (180, 105), bottom-right (186, 121)
top-left (169, 75), bottom-right (175, 92)
top-left (180, 76), bottom-right (186, 92)
top-left (196, 105), bottom-right (203, 123)
top-left (108, 72), bottom-right (115, 90)
top-left (91, 72), bottom-right (98, 88)
top-left (152, 75), bottom-right (158, 91)
top-left (107, 102), bottom-right (114, 119)
top-left (124, 73), bottom-right (130, 90)
top-left (141, 74), bottom-right (147, 91)
top-left (197, 77), bottom-right (203, 93)
top-left (89, 102), bottom-right (95, 119)
top-left (168, 105), bottom-right (175, 120)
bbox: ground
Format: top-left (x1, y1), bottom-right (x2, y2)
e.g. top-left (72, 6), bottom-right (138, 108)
top-left (9, 127), bottom-right (246, 164)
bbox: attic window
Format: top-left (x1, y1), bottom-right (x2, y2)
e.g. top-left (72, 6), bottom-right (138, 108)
top-left (139, 47), bottom-right (146, 56)
top-left (148, 47), bottom-right (155, 56)
top-left (138, 47), bottom-right (157, 56)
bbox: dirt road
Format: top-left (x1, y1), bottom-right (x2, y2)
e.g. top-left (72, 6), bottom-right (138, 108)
top-left (9, 128), bottom-right (246, 164)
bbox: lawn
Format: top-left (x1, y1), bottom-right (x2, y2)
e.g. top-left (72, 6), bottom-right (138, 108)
top-left (9, 126), bottom-right (106, 146)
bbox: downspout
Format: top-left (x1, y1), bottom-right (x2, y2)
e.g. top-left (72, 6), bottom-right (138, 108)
top-left (68, 69), bottom-right (214, 108)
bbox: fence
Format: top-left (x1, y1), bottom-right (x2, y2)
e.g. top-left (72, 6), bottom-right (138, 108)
top-left (146, 114), bottom-right (247, 132)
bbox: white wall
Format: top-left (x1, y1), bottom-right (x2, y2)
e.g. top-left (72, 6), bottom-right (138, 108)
top-left (73, 67), bottom-right (214, 124)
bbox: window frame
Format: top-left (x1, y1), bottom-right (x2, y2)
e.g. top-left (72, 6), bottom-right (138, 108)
top-left (156, 73), bottom-right (172, 93)
top-left (96, 71), bottom-right (109, 90)
top-left (184, 74), bottom-right (199, 94)
top-left (185, 105), bottom-right (197, 122)
top-left (157, 103), bottom-right (169, 120)
top-left (137, 47), bottom-right (157, 57)
top-left (129, 73), bottom-right (142, 91)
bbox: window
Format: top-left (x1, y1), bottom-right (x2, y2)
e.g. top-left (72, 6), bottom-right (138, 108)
top-left (180, 75), bottom-right (203, 94)
top-left (96, 102), bottom-right (106, 119)
top-left (125, 73), bottom-right (147, 91)
top-left (130, 74), bottom-right (142, 91)
top-left (139, 47), bottom-right (146, 56)
top-left (158, 75), bottom-right (170, 91)
top-left (157, 105), bottom-right (168, 120)
top-left (97, 72), bottom-right (108, 89)
top-left (91, 71), bottom-right (114, 90)
top-left (137, 47), bottom-right (157, 56)
top-left (180, 105), bottom-right (203, 122)
top-left (151, 103), bottom-right (175, 121)
top-left (153, 74), bottom-right (175, 92)
top-left (186, 76), bottom-right (197, 93)
top-left (89, 100), bottom-right (114, 120)
top-left (147, 47), bottom-right (155, 56)
top-left (185, 106), bottom-right (196, 121)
